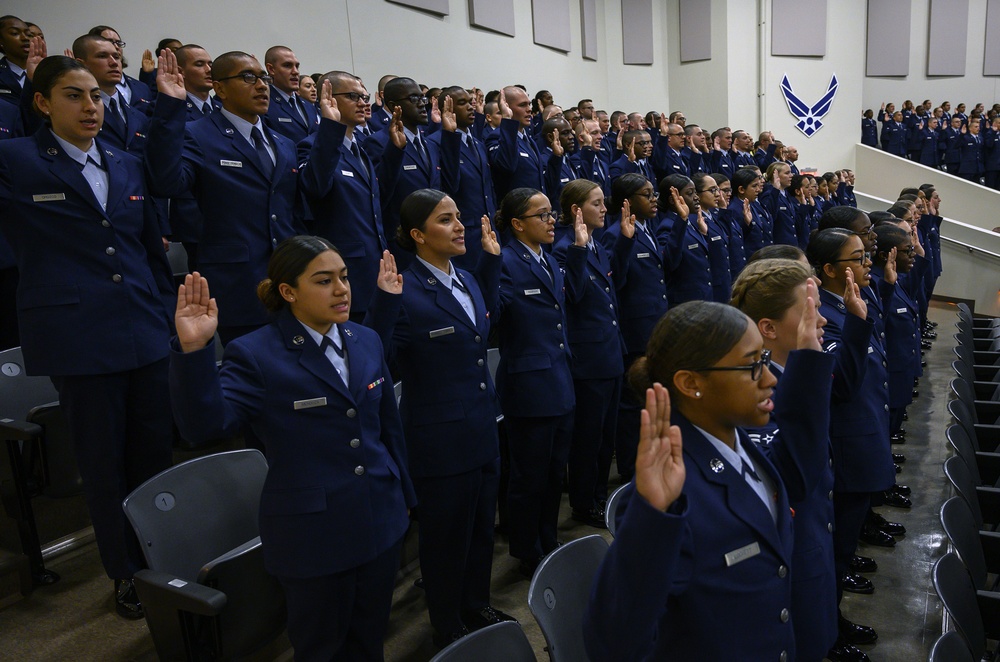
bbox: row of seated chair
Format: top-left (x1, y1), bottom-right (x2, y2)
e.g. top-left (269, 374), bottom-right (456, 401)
top-left (931, 303), bottom-right (1000, 661)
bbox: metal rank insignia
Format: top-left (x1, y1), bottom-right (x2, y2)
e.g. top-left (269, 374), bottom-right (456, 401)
top-left (710, 458), bottom-right (725, 473)
top-left (292, 335), bottom-right (305, 345)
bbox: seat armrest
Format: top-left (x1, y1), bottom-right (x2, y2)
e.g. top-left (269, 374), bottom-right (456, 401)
top-left (133, 569), bottom-right (227, 616)
top-left (0, 420), bottom-right (42, 442)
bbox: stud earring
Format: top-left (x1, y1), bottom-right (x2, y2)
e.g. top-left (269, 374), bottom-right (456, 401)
top-left (695, 391), bottom-right (701, 398)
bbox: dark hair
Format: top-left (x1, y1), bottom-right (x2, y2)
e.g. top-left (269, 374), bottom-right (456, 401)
top-left (257, 236), bottom-right (341, 312)
top-left (872, 224), bottom-right (909, 265)
top-left (72, 34), bottom-right (113, 59)
top-left (886, 204), bottom-right (910, 219)
top-left (629, 301), bottom-right (750, 400)
top-left (174, 44), bottom-right (207, 68)
top-left (899, 187), bottom-right (919, 197)
top-left (659, 174), bottom-right (693, 213)
top-left (156, 38), bottom-right (181, 56)
top-left (732, 168), bottom-right (759, 197)
top-left (559, 179), bottom-right (601, 225)
top-left (789, 174), bottom-right (807, 197)
top-left (818, 205), bottom-right (867, 232)
top-left (691, 172), bottom-right (715, 192)
top-left (383, 77), bottom-right (417, 109)
top-left (495, 188), bottom-right (544, 232)
top-left (211, 51), bottom-right (256, 80)
top-left (396, 188), bottom-right (449, 252)
top-left (748, 244), bottom-right (805, 264)
top-left (88, 24), bottom-right (118, 37)
top-left (806, 228), bottom-right (854, 282)
top-left (31, 56), bottom-right (92, 118)
top-left (610, 173), bottom-right (652, 212)
top-left (710, 172), bottom-right (729, 186)
top-left (868, 210), bottom-right (895, 225)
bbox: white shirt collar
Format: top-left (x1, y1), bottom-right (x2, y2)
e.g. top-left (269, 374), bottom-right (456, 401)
top-left (297, 321), bottom-right (342, 350)
top-left (50, 130), bottom-right (101, 167)
top-left (516, 238), bottom-right (544, 259)
top-left (415, 256), bottom-right (456, 288)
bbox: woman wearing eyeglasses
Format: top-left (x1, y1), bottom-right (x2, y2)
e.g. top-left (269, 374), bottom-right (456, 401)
top-left (583, 297), bottom-right (834, 661)
top-left (600, 173), bottom-right (666, 485)
top-left (807, 228), bottom-right (895, 659)
top-left (657, 173), bottom-right (731, 306)
top-left (494, 188), bottom-right (575, 577)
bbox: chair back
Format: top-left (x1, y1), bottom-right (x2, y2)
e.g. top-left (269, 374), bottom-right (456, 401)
top-left (951, 378), bottom-right (980, 423)
top-left (123, 449), bottom-right (268, 580)
top-left (604, 484), bottom-right (629, 538)
top-left (949, 399), bottom-right (981, 452)
top-left (929, 629), bottom-right (976, 662)
top-left (430, 621), bottom-right (537, 662)
top-left (945, 455), bottom-right (986, 530)
top-left (941, 496), bottom-right (989, 590)
top-left (528, 534), bottom-right (609, 662)
top-left (0, 347), bottom-right (58, 422)
top-left (948, 424), bottom-right (983, 486)
top-left (934, 552), bottom-right (988, 660)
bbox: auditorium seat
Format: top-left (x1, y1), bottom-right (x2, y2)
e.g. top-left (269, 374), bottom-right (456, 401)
top-left (932, 552), bottom-right (1000, 661)
top-left (430, 621), bottom-right (536, 662)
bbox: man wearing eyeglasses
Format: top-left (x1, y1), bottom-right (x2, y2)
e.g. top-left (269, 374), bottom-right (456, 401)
top-left (652, 120), bottom-right (690, 180)
top-left (263, 46), bottom-right (318, 144)
top-left (88, 25), bottom-right (153, 116)
top-left (364, 77), bottom-right (460, 265)
top-left (147, 49), bottom-right (304, 343)
top-left (297, 71), bottom-right (389, 319)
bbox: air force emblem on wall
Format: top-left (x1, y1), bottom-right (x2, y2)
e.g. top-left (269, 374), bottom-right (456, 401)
top-left (780, 74), bottom-right (839, 137)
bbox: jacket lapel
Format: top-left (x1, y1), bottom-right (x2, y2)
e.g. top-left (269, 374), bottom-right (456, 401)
top-left (214, 114), bottom-right (271, 180)
top-left (678, 416), bottom-right (788, 561)
top-left (278, 312), bottom-right (354, 403)
top-left (342, 322), bottom-right (374, 401)
top-left (102, 144), bottom-right (128, 215)
top-left (38, 132), bottom-right (108, 217)
top-left (413, 261), bottom-right (479, 333)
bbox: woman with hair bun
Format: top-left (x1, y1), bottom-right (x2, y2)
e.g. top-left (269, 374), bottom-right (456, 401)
top-left (493, 187), bottom-right (575, 577)
top-left (584, 296), bottom-right (834, 661)
top-left (366, 188), bottom-right (514, 647)
top-left (170, 236), bottom-right (415, 661)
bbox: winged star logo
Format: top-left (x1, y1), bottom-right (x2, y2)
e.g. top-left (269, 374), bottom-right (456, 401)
top-left (780, 73), bottom-right (839, 137)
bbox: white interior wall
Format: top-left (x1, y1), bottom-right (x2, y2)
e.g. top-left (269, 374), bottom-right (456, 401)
top-left (6, 0), bottom-right (671, 113)
top-left (862, 0), bottom-right (1000, 111)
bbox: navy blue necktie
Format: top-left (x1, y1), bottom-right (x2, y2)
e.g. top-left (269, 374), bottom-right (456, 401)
top-left (105, 98), bottom-right (126, 136)
top-left (321, 335), bottom-right (344, 358)
top-left (251, 126), bottom-right (274, 179)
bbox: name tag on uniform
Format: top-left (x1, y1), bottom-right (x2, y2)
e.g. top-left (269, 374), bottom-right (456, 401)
top-left (711, 235), bottom-right (722, 241)
top-left (278, 117), bottom-right (293, 123)
top-left (896, 307), bottom-right (907, 313)
top-left (341, 169), bottom-right (354, 177)
top-left (519, 152), bottom-right (531, 158)
top-left (403, 164), bottom-right (418, 171)
top-left (560, 177), bottom-right (570, 183)
top-left (220, 160), bottom-right (242, 168)
top-left (429, 326), bottom-right (455, 338)
top-left (868, 346), bottom-right (875, 354)
top-left (636, 252), bottom-right (651, 258)
top-left (0, 89), bottom-right (9, 94)
top-left (724, 542), bottom-right (761, 567)
top-left (293, 397), bottom-right (328, 410)
top-left (32, 193), bottom-right (66, 202)
top-left (524, 288), bottom-right (541, 296)
top-left (672, 164), bottom-right (680, 169)
top-left (687, 243), bottom-right (699, 250)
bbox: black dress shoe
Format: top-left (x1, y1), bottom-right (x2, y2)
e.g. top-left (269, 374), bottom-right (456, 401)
top-left (841, 572), bottom-right (875, 594)
top-left (891, 483), bottom-right (912, 496)
top-left (912, 389), bottom-right (920, 398)
top-left (903, 411), bottom-right (909, 421)
top-left (827, 642), bottom-right (871, 661)
top-left (114, 579), bottom-right (144, 620)
top-left (883, 490), bottom-right (912, 508)
top-left (870, 512), bottom-right (906, 536)
top-left (462, 606), bottom-right (518, 631)
top-left (890, 433), bottom-right (906, 444)
top-left (432, 627), bottom-right (470, 649)
top-left (921, 340), bottom-right (933, 350)
top-left (924, 331), bottom-right (938, 340)
top-left (921, 359), bottom-right (927, 367)
top-left (571, 507), bottom-right (607, 529)
top-left (894, 463), bottom-right (902, 474)
top-left (839, 615), bottom-right (878, 644)
top-left (893, 453), bottom-right (906, 463)
top-left (859, 523), bottom-right (896, 547)
top-left (850, 555), bottom-right (878, 573)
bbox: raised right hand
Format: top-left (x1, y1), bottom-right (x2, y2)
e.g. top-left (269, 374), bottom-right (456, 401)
top-left (176, 272), bottom-right (219, 353)
top-left (635, 383), bottom-right (685, 512)
top-left (318, 79), bottom-right (340, 122)
top-left (155, 48), bottom-right (186, 101)
top-left (843, 268), bottom-right (868, 320)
